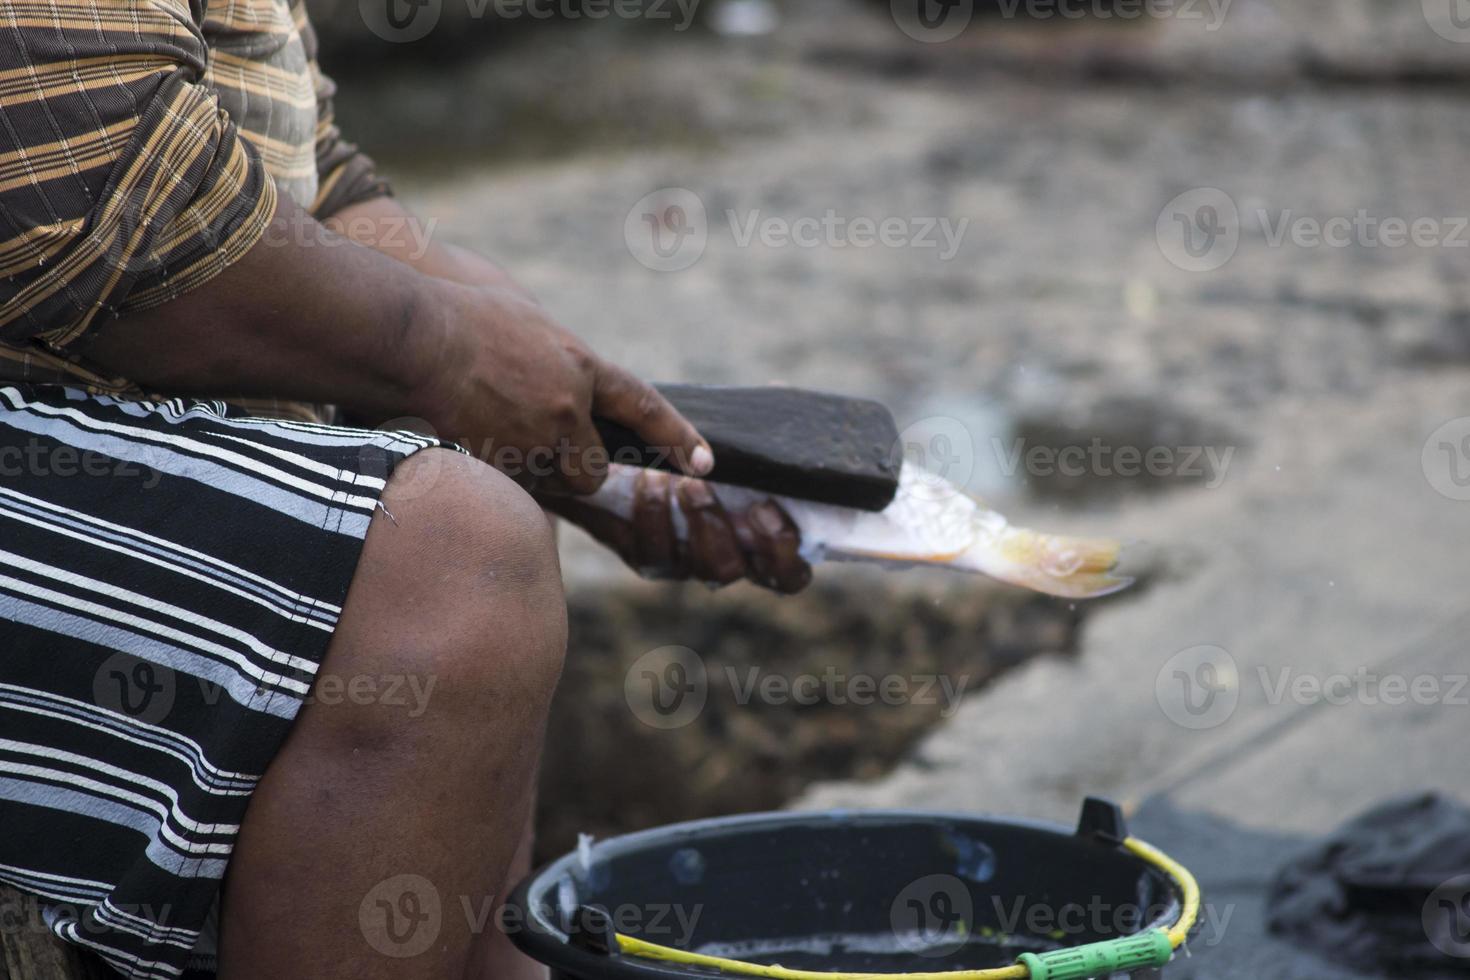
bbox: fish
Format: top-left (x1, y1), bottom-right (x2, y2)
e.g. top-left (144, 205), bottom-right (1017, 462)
top-left (584, 462), bottom-right (1133, 599)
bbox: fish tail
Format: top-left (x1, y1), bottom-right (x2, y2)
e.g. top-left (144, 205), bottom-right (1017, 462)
top-left (987, 529), bottom-right (1134, 599)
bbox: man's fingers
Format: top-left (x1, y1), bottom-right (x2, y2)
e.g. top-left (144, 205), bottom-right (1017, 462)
top-left (633, 470), bottom-right (680, 577)
top-left (677, 479), bottom-right (745, 585)
top-left (747, 500), bottom-right (812, 594)
top-left (592, 363), bottom-right (714, 477)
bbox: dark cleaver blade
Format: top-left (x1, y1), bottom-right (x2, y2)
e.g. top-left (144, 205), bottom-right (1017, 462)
top-left (594, 384), bottom-right (902, 512)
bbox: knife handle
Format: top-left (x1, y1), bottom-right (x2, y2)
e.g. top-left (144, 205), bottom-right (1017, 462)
top-left (593, 384), bottom-right (901, 512)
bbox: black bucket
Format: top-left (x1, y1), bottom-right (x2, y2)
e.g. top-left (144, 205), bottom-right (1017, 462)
top-left (507, 800), bottom-right (1182, 979)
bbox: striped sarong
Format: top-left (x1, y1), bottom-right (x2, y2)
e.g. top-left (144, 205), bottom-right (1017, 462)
top-left (0, 384), bottom-right (438, 978)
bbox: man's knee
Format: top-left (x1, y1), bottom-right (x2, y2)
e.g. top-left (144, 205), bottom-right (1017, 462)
top-left (329, 449), bottom-right (566, 724)
top-left (381, 448), bottom-right (561, 597)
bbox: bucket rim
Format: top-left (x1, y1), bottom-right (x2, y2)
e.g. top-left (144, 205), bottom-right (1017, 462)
top-left (505, 807), bottom-right (1179, 980)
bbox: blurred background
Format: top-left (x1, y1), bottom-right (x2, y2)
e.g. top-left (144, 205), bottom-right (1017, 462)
top-left (306, 0), bottom-right (1470, 861)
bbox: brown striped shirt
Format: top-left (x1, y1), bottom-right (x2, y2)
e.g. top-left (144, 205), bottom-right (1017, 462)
top-left (0, 0), bottom-right (388, 413)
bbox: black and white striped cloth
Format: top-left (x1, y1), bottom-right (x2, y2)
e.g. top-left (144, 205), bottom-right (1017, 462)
top-left (0, 384), bottom-right (440, 978)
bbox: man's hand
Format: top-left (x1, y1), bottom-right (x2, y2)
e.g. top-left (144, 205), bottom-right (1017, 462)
top-left (541, 469), bottom-right (812, 594)
top-left (416, 284), bottom-right (713, 495)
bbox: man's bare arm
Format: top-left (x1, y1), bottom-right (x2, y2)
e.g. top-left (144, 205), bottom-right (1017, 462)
top-left (83, 196), bottom-right (712, 495)
top-left (322, 196), bottom-right (534, 298)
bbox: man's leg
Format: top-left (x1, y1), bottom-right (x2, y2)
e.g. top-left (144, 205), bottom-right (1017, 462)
top-left (479, 805), bottom-right (545, 978)
top-left (217, 450), bottom-right (565, 980)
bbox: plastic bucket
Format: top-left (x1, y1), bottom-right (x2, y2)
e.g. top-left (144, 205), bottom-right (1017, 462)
top-left (506, 801), bottom-right (1180, 979)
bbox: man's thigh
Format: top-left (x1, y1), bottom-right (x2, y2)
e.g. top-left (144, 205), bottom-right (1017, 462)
top-left (0, 383), bottom-right (440, 978)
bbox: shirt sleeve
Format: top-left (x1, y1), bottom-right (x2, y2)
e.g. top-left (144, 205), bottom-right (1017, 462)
top-left (293, 1), bottom-right (393, 219)
top-left (0, 0), bottom-right (277, 350)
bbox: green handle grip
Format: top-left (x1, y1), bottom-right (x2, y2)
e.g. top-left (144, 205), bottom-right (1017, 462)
top-left (1015, 929), bottom-right (1173, 980)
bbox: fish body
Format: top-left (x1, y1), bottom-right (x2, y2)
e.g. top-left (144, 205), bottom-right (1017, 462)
top-left (586, 463), bottom-right (1132, 599)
